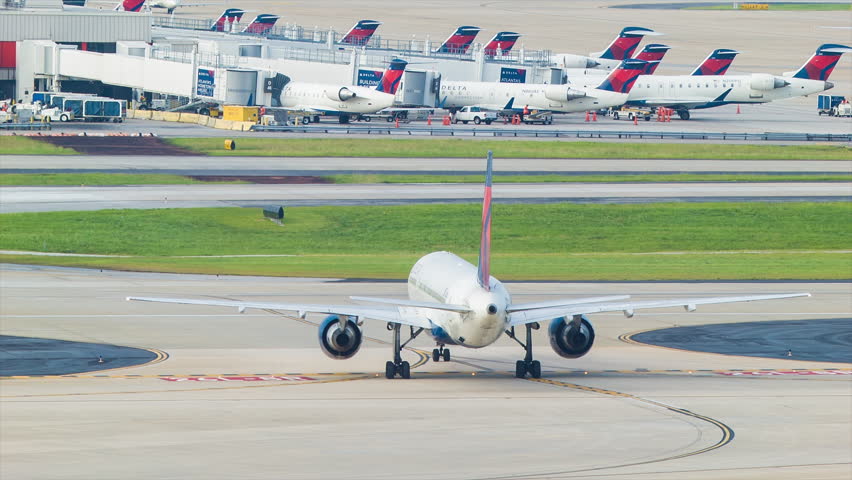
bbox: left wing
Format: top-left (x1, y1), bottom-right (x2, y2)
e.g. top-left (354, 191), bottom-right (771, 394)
top-left (127, 296), bottom-right (433, 329)
top-left (509, 293), bottom-right (810, 326)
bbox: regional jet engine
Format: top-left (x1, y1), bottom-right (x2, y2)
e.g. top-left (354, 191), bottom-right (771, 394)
top-left (326, 87), bottom-right (357, 101)
top-left (318, 315), bottom-right (363, 359)
top-left (548, 315), bottom-right (595, 359)
top-left (553, 53), bottom-right (600, 69)
top-left (544, 85), bottom-right (588, 102)
top-left (750, 73), bottom-right (790, 91)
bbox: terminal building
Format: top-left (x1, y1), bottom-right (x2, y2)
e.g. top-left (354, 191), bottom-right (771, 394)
top-left (0, 0), bottom-right (560, 110)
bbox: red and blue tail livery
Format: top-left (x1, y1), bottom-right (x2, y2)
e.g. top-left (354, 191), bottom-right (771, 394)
top-left (211, 9), bottom-right (246, 32)
top-left (375, 59), bottom-right (408, 94)
top-left (791, 44), bottom-right (852, 81)
top-left (477, 150), bottom-right (494, 292)
top-left (437, 26), bottom-right (482, 54)
top-left (597, 27), bottom-right (660, 60)
top-left (632, 44), bottom-right (670, 74)
top-left (242, 14), bottom-right (280, 35)
top-left (484, 32), bottom-right (522, 56)
top-left (340, 20), bottom-right (382, 46)
top-left (597, 59), bottom-right (647, 93)
top-left (115, 0), bottom-right (145, 12)
top-left (691, 49), bottom-right (740, 76)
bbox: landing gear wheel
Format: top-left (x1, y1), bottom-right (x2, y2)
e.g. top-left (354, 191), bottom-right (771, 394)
top-left (385, 361), bottom-right (396, 379)
top-left (432, 349), bottom-right (440, 362)
top-left (529, 360), bottom-right (541, 379)
top-left (515, 360), bottom-right (527, 378)
top-left (399, 361), bottom-right (411, 379)
top-left (442, 349), bottom-right (450, 362)
top-left (677, 109), bottom-right (690, 120)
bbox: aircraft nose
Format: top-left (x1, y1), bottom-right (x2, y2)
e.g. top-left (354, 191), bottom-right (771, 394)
top-left (825, 81), bottom-right (834, 90)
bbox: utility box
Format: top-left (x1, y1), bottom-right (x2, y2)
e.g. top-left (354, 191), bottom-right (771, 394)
top-left (223, 105), bottom-right (259, 122)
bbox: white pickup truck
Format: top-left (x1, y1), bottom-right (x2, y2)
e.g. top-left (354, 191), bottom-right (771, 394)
top-left (452, 106), bottom-right (497, 125)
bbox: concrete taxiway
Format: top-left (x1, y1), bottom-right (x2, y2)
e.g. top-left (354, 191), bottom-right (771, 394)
top-left (2, 182), bottom-right (848, 213)
top-left (1, 265), bottom-right (850, 479)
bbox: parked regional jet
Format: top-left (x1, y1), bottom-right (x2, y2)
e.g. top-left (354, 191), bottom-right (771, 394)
top-left (274, 59), bottom-right (405, 123)
top-left (483, 32), bottom-right (522, 56)
top-left (553, 26), bottom-right (663, 69)
top-left (691, 49), bottom-right (741, 76)
top-left (436, 26), bottom-right (482, 54)
top-left (113, 0), bottom-right (217, 14)
top-left (210, 8), bottom-right (245, 32)
top-left (633, 44), bottom-right (670, 74)
top-left (242, 14), bottom-right (279, 34)
top-left (129, 152), bottom-right (810, 379)
top-left (439, 59), bottom-right (648, 115)
top-left (618, 43), bottom-right (851, 119)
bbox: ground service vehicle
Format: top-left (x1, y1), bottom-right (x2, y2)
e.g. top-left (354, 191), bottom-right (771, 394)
top-left (610, 106), bottom-right (652, 121)
top-left (453, 106), bottom-right (497, 125)
top-left (818, 95), bottom-right (846, 115)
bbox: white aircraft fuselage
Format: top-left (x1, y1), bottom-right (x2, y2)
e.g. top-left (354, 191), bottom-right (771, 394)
top-left (280, 83), bottom-right (395, 114)
top-left (407, 251), bottom-right (510, 348)
top-left (440, 81), bottom-right (627, 113)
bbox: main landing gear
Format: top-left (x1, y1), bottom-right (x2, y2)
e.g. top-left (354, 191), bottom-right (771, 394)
top-left (385, 323), bottom-right (424, 379)
top-left (432, 345), bottom-right (451, 362)
top-left (505, 323), bottom-right (542, 378)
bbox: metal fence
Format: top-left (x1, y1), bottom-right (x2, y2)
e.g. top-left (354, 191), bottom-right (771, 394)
top-left (0, 123), bottom-right (52, 130)
top-left (251, 125), bottom-right (852, 142)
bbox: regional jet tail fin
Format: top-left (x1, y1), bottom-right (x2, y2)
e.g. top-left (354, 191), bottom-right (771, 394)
top-left (115, 0), bottom-right (145, 12)
top-left (436, 26), bottom-right (482, 54)
top-left (211, 8), bottom-right (246, 32)
top-left (592, 27), bottom-right (663, 60)
top-left (691, 49), bottom-right (740, 76)
top-left (242, 14), bottom-right (279, 34)
top-left (596, 59), bottom-right (647, 93)
top-left (375, 58), bottom-right (408, 94)
top-left (477, 151), bottom-right (494, 292)
top-left (340, 20), bottom-right (382, 46)
top-left (786, 43), bottom-right (852, 80)
top-left (484, 32), bottom-right (522, 56)
top-left (632, 44), bottom-right (670, 73)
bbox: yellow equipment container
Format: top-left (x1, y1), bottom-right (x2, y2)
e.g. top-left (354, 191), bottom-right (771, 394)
top-left (223, 106), bottom-right (259, 122)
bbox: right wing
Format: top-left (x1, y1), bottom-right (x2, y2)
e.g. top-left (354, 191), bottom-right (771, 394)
top-left (127, 296), bottom-right (433, 329)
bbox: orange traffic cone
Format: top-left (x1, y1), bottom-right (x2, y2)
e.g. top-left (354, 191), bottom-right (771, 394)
top-left (585, 111), bottom-right (590, 122)
top-left (633, 114), bottom-right (638, 126)
top-left (395, 118), bottom-right (400, 128)
top-left (426, 115), bottom-right (432, 126)
top-left (736, 104), bottom-right (741, 114)
top-left (592, 111), bottom-right (597, 122)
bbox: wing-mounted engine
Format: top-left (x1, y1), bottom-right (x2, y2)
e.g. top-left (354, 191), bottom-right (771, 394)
top-left (554, 53), bottom-right (600, 69)
top-left (548, 315), bottom-right (595, 359)
top-left (318, 315), bottom-right (363, 359)
top-left (325, 87), bottom-right (357, 102)
top-left (544, 85), bottom-right (588, 102)
top-left (750, 73), bottom-right (790, 91)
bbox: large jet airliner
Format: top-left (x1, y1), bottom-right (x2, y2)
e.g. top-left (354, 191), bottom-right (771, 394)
top-left (129, 153), bottom-right (809, 380)
top-left (439, 59), bottom-right (648, 114)
top-left (113, 0), bottom-right (217, 14)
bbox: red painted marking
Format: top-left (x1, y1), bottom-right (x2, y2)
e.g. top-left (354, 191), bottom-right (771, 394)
top-left (717, 370), bottom-right (851, 376)
top-left (160, 375), bottom-right (316, 382)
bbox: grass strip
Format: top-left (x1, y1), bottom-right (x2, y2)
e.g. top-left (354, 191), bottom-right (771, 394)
top-left (0, 136), bottom-right (76, 155)
top-left (0, 173), bottom-right (247, 186)
top-left (0, 203), bottom-right (849, 280)
top-left (164, 138), bottom-right (852, 160)
top-left (0, 252), bottom-right (846, 281)
top-left (325, 173), bottom-right (852, 184)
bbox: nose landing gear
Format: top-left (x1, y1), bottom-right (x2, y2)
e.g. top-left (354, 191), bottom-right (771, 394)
top-left (432, 345), bottom-right (451, 362)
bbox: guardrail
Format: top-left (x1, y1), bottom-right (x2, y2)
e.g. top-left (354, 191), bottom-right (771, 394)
top-left (0, 123), bottom-right (52, 131)
top-left (251, 125), bottom-right (852, 142)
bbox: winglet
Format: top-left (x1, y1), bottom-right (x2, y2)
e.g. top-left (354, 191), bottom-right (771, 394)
top-left (477, 151), bottom-right (494, 291)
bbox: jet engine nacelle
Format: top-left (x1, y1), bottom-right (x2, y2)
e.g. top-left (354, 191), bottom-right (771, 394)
top-left (543, 84), bottom-right (588, 102)
top-left (750, 73), bottom-right (790, 91)
top-left (553, 53), bottom-right (600, 69)
top-left (318, 315), bottom-right (363, 359)
top-left (548, 315), bottom-right (595, 359)
top-left (326, 87), bottom-right (356, 102)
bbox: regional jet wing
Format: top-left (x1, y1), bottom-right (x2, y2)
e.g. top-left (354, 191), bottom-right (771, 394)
top-left (127, 296), bottom-right (433, 329)
top-left (508, 293), bottom-right (810, 326)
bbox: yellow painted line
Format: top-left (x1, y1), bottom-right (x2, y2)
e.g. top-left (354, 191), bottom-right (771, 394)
top-left (527, 377), bottom-right (736, 472)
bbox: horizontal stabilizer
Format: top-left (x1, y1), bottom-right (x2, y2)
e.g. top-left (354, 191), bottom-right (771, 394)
top-left (350, 296), bottom-right (471, 313)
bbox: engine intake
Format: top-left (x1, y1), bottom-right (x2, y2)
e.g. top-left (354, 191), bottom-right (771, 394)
top-left (548, 315), bottom-right (595, 359)
top-left (750, 73), bottom-right (789, 91)
top-left (326, 87), bottom-right (357, 102)
top-left (318, 315), bottom-right (363, 359)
